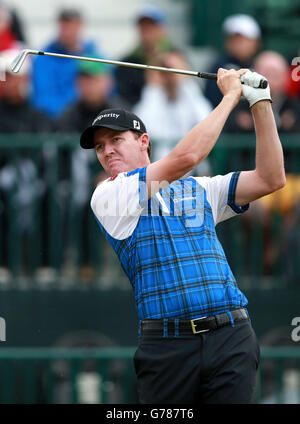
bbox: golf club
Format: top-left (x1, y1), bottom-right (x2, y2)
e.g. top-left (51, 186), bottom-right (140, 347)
top-left (10, 48), bottom-right (268, 88)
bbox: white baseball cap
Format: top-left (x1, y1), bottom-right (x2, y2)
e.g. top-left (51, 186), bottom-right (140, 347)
top-left (223, 14), bottom-right (261, 40)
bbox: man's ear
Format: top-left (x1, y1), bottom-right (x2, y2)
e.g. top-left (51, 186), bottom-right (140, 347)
top-left (139, 133), bottom-right (150, 152)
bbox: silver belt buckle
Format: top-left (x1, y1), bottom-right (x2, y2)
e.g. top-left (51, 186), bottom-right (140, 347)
top-left (191, 316), bottom-right (210, 334)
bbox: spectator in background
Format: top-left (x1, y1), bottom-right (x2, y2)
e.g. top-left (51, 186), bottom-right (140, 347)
top-left (31, 8), bottom-right (100, 120)
top-left (205, 14), bottom-right (261, 108)
top-left (253, 51), bottom-right (300, 135)
top-left (0, 48), bottom-right (51, 132)
top-left (115, 4), bottom-right (175, 108)
top-left (55, 58), bottom-right (127, 201)
top-left (56, 59), bottom-right (128, 132)
top-left (224, 51), bottom-right (300, 134)
top-left (133, 50), bottom-right (212, 174)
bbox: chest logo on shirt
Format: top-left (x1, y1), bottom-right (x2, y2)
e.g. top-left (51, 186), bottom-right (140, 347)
top-left (146, 180), bottom-right (205, 229)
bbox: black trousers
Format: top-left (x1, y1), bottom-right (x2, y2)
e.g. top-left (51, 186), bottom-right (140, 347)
top-left (133, 319), bottom-right (260, 404)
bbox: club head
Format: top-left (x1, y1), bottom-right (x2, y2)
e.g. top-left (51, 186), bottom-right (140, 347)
top-left (9, 49), bottom-right (40, 73)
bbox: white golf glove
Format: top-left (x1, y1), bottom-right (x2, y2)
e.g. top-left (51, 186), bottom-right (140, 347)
top-left (241, 71), bottom-right (272, 108)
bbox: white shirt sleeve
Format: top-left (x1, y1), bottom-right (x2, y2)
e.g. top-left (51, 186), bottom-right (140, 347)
top-left (193, 172), bottom-right (249, 225)
top-left (90, 169), bottom-right (147, 240)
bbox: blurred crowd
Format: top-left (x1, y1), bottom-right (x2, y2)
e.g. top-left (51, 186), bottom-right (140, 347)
top-left (1, 2), bottom-right (300, 285)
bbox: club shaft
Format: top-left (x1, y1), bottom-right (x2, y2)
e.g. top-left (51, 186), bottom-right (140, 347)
top-left (10, 49), bottom-right (268, 88)
top-left (40, 52), bottom-right (268, 87)
top-left (37, 51), bottom-right (201, 77)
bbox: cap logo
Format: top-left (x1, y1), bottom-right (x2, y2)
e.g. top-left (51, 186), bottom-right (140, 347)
top-left (133, 120), bottom-right (141, 130)
top-left (93, 113), bottom-right (120, 125)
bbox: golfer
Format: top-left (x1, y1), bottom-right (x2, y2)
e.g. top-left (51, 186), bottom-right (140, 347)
top-left (80, 68), bottom-right (285, 403)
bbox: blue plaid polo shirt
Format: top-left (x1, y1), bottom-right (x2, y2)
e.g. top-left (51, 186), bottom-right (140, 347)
top-left (91, 167), bottom-right (249, 320)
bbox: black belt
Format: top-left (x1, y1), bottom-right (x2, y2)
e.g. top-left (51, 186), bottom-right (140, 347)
top-left (140, 308), bottom-right (248, 336)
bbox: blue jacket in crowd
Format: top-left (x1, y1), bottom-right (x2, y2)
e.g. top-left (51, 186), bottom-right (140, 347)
top-left (31, 39), bottom-right (98, 119)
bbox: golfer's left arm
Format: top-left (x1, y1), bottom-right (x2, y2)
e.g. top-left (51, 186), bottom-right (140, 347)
top-left (235, 93), bottom-right (286, 207)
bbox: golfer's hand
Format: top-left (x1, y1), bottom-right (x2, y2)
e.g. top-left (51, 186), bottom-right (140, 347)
top-left (217, 68), bottom-right (248, 105)
top-left (241, 71), bottom-right (272, 108)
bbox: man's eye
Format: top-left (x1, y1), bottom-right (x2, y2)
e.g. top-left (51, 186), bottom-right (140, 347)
top-left (96, 145), bottom-right (103, 151)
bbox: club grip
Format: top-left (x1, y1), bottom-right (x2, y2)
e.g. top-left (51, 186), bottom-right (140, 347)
top-left (197, 72), bottom-right (268, 88)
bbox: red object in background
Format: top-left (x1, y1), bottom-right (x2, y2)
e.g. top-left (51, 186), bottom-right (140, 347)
top-left (286, 64), bottom-right (300, 98)
top-left (0, 30), bottom-right (17, 98)
top-left (0, 29), bottom-right (17, 51)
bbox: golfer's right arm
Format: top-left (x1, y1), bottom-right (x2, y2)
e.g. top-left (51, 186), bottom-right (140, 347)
top-left (146, 68), bottom-right (246, 195)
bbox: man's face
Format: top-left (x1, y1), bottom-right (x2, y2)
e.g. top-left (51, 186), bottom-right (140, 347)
top-left (159, 52), bottom-right (187, 88)
top-left (138, 18), bottom-right (164, 50)
top-left (254, 55), bottom-right (288, 95)
top-left (58, 18), bottom-right (82, 48)
top-left (78, 74), bottom-right (111, 105)
top-left (93, 128), bottom-right (149, 176)
top-left (226, 34), bottom-right (259, 62)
